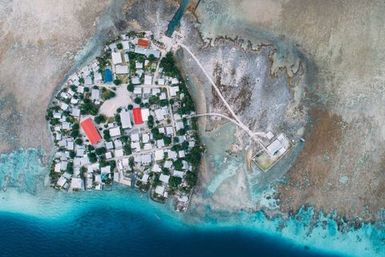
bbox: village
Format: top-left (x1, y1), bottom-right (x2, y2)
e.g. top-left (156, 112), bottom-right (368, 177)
top-left (46, 31), bottom-right (203, 211)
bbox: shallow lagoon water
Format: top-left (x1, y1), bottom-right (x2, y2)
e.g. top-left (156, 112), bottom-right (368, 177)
top-left (0, 149), bottom-right (384, 257)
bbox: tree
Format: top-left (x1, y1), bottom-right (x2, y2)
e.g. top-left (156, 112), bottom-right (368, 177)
top-left (94, 114), bottom-right (106, 124)
top-left (164, 136), bottom-right (172, 145)
top-left (88, 152), bottom-right (97, 163)
top-left (127, 83), bottom-right (134, 92)
top-left (134, 97), bottom-right (142, 105)
top-left (75, 138), bottom-right (83, 145)
top-left (169, 176), bottom-right (182, 189)
top-left (149, 95), bottom-right (159, 105)
top-left (116, 43), bottom-right (123, 50)
top-left (66, 162), bottom-right (74, 174)
top-left (123, 144), bottom-right (132, 155)
top-left (185, 171), bottom-right (197, 187)
top-left (103, 130), bottom-right (111, 141)
top-left (177, 128), bottom-right (186, 136)
top-left (69, 151), bottom-right (76, 159)
top-left (148, 54), bottom-right (157, 62)
top-left (72, 123), bottom-right (80, 130)
top-left (70, 129), bottom-right (79, 138)
top-left (95, 147), bottom-right (107, 156)
top-left (113, 79), bottom-right (121, 85)
top-left (173, 159), bottom-right (183, 170)
top-left (127, 104), bottom-right (133, 110)
top-left (159, 99), bottom-right (168, 107)
top-left (147, 115), bottom-right (154, 128)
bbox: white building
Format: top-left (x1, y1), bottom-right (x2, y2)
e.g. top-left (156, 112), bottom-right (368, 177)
top-left (109, 127), bottom-right (121, 137)
top-left (112, 51), bottom-right (123, 65)
top-left (144, 75), bottom-right (153, 85)
top-left (115, 65), bottom-right (129, 74)
top-left (159, 174), bottom-right (170, 184)
top-left (120, 110), bottom-right (132, 129)
top-left (154, 149), bottom-right (164, 161)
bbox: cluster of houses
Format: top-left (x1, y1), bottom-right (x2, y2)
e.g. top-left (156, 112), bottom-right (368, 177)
top-left (47, 31), bottom-right (202, 211)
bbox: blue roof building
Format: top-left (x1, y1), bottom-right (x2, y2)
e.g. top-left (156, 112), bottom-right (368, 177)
top-left (104, 68), bottom-right (113, 83)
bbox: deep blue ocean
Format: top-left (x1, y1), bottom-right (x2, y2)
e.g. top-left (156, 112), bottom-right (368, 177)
top-left (0, 206), bottom-right (341, 257)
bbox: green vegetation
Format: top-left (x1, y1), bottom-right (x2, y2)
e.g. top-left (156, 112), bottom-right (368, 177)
top-left (113, 79), bottom-right (121, 85)
top-left (134, 97), bottom-right (142, 105)
top-left (169, 176), bottom-right (182, 189)
top-left (116, 43), bottom-right (123, 50)
top-left (101, 87), bottom-right (116, 101)
top-left (94, 114), bottom-right (106, 124)
top-left (88, 152), bottom-right (97, 163)
top-left (95, 147), bottom-right (107, 156)
top-left (103, 130), bottom-right (111, 141)
top-left (160, 52), bottom-right (179, 77)
top-left (127, 83), bottom-right (134, 92)
top-left (80, 98), bottom-right (99, 115)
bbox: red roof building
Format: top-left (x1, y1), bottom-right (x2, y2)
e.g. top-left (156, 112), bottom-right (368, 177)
top-left (137, 38), bottom-right (149, 48)
top-left (132, 108), bottom-right (144, 125)
top-left (80, 118), bottom-right (102, 145)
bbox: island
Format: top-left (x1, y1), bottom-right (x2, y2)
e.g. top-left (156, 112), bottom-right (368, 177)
top-left (46, 31), bottom-right (204, 211)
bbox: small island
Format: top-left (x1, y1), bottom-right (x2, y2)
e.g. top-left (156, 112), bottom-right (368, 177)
top-left (46, 31), bottom-right (204, 211)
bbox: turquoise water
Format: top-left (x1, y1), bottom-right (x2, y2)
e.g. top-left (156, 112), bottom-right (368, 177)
top-left (0, 149), bottom-right (385, 256)
top-left (166, 0), bottom-right (190, 37)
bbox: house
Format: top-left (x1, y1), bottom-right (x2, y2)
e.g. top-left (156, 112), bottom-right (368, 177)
top-left (132, 77), bottom-right (140, 85)
top-left (114, 139), bottom-right (123, 149)
top-left (141, 174), bottom-right (149, 183)
top-left (141, 108), bottom-right (150, 121)
top-left (178, 150), bottom-right (185, 158)
top-left (120, 110), bottom-right (132, 129)
top-left (135, 61), bottom-right (143, 69)
top-left (109, 127), bottom-right (121, 137)
top-left (141, 154), bottom-right (152, 165)
top-left (115, 149), bottom-right (124, 158)
top-left (137, 38), bottom-right (149, 48)
top-left (112, 51), bottom-right (123, 65)
top-left (131, 142), bottom-right (140, 151)
top-left (155, 108), bottom-right (165, 121)
top-left (130, 133), bottom-right (140, 142)
top-left (169, 86), bottom-right (180, 97)
top-left (156, 139), bottom-right (165, 148)
top-left (143, 143), bottom-right (152, 150)
top-left (166, 127), bottom-right (173, 136)
top-left (155, 185), bottom-right (165, 196)
top-left (61, 102), bottom-right (69, 111)
top-left (158, 78), bottom-right (165, 85)
top-left (80, 118), bottom-right (102, 145)
top-left (133, 87), bottom-right (142, 95)
top-left (101, 166), bottom-right (111, 175)
top-left (266, 134), bottom-right (290, 157)
top-left (173, 170), bottom-right (184, 178)
top-left (143, 87), bottom-right (151, 95)
top-left (152, 88), bottom-right (161, 95)
top-left (144, 75), bottom-right (153, 85)
top-left (142, 133), bottom-right (150, 143)
top-left (164, 160), bottom-right (172, 169)
top-left (57, 176), bottom-right (67, 188)
top-left (106, 141), bottom-right (114, 150)
top-left (115, 65), bottom-right (129, 74)
top-left (91, 89), bottom-right (100, 101)
top-left (70, 178), bottom-right (82, 190)
top-left (159, 174), bottom-right (170, 183)
top-left (121, 40), bottom-right (130, 50)
top-left (152, 164), bottom-right (161, 173)
top-left (154, 149), bottom-right (164, 161)
top-left (72, 108), bottom-right (80, 117)
top-left (132, 107), bottom-right (144, 125)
